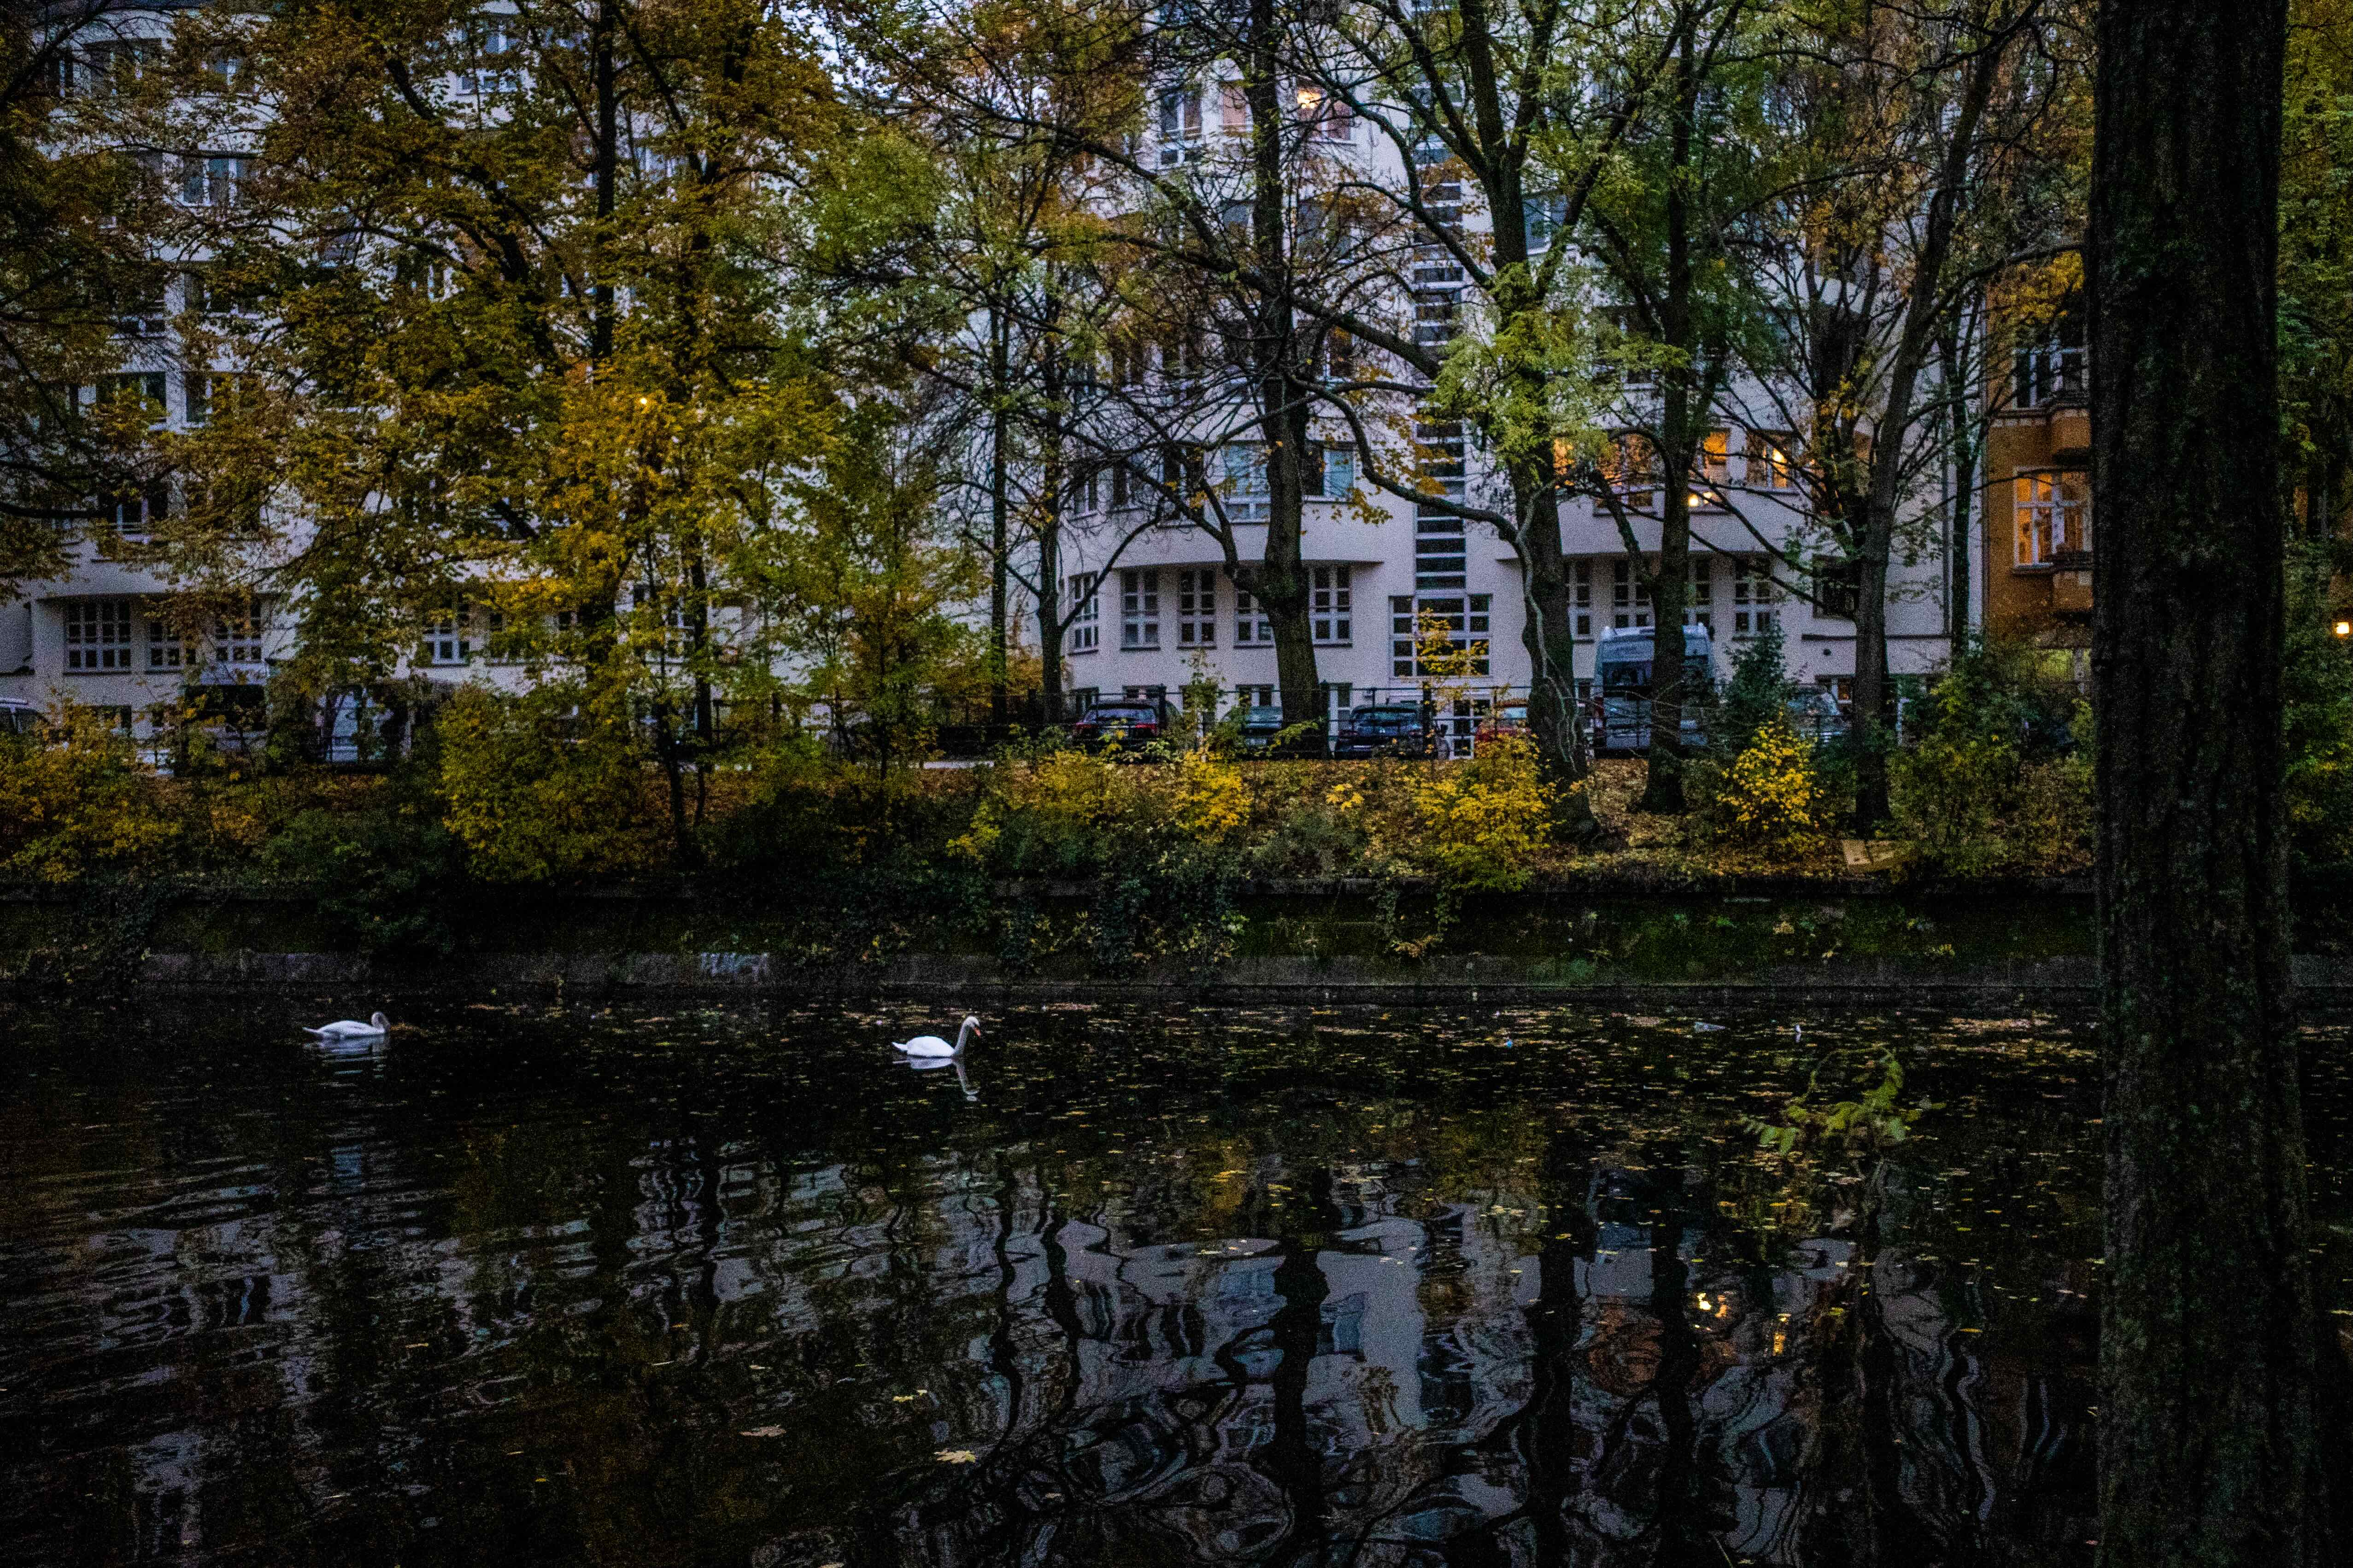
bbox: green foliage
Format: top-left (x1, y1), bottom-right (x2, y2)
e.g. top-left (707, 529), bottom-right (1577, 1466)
top-left (2283, 541), bottom-right (2353, 868)
top-left (0, 709), bottom-right (182, 882)
top-left (1748, 1047), bottom-right (1937, 1162)
top-left (434, 684), bottom-right (661, 882)
top-left (1712, 632), bottom-right (1793, 762)
top-left (1890, 637), bottom-right (2093, 876)
top-left (262, 792), bottom-right (464, 958)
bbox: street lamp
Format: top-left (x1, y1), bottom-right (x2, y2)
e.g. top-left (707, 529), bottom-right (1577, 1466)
top-left (2334, 619), bottom-right (2350, 639)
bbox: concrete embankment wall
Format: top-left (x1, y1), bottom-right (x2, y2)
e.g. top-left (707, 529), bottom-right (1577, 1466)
top-left (6, 877), bottom-right (2351, 1006)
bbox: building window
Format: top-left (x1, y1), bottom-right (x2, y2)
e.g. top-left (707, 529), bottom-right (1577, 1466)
top-left (1068, 573), bottom-right (1099, 653)
top-left (1812, 557), bottom-right (1861, 620)
top-left (1745, 429), bottom-right (1799, 490)
top-left (1158, 86), bottom-right (1203, 164)
top-left (97, 373), bottom-right (168, 429)
top-left (179, 154), bottom-right (248, 208)
top-left (1312, 566), bottom-right (1352, 644)
top-left (1235, 589), bottom-right (1272, 645)
top-left (1391, 594), bottom-right (1490, 677)
top-left (423, 604), bottom-right (471, 665)
top-left (1694, 429), bottom-right (1731, 504)
top-left (214, 604), bottom-right (265, 668)
top-left (147, 614), bottom-right (189, 671)
top-left (105, 480), bottom-right (170, 538)
top-left (65, 600), bottom-right (135, 671)
top-left (2013, 317), bottom-right (2087, 409)
top-left (2014, 469), bottom-right (2088, 565)
top-left (1177, 569), bottom-right (1218, 647)
top-left (1221, 445), bottom-right (1271, 521)
top-left (1573, 559), bottom-right (1592, 638)
top-left (1687, 556), bottom-right (1713, 628)
top-left (1234, 683), bottom-right (1273, 710)
top-left (1603, 432), bottom-right (1656, 509)
top-left (116, 271), bottom-right (167, 338)
top-left (1295, 83), bottom-right (1354, 140)
top-left (1731, 557), bottom-right (1778, 637)
top-left (1415, 419), bottom-right (1467, 589)
top-left (1121, 568), bottom-right (1160, 649)
top-left (1611, 558), bottom-right (1652, 629)
top-left (1304, 443), bottom-right (1356, 498)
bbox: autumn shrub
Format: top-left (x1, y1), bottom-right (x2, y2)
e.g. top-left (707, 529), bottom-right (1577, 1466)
top-left (0, 708), bottom-right (183, 882)
top-left (1890, 731), bottom-right (2017, 875)
top-left (1404, 734), bottom-right (1555, 890)
top-left (950, 744), bottom-right (1149, 875)
top-left (1890, 637), bottom-right (2093, 875)
top-left (2283, 541), bottom-right (2353, 869)
top-left (435, 684), bottom-right (664, 881)
top-left (263, 785), bottom-right (465, 955)
top-left (1713, 718), bottom-right (1830, 863)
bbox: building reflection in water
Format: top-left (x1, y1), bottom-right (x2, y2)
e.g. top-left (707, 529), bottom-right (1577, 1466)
top-left (0, 1009), bottom-right (2163, 1568)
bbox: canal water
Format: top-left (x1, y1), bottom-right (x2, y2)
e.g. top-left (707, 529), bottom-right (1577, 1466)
top-left (2, 1001), bottom-right (2347, 1568)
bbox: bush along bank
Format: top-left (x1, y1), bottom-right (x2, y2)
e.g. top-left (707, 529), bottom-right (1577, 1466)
top-left (38, 620), bottom-right (2353, 990)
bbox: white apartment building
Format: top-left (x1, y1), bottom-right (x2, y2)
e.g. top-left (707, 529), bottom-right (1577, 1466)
top-left (1047, 64), bottom-right (1959, 744)
top-left (6, 12), bottom-right (1962, 746)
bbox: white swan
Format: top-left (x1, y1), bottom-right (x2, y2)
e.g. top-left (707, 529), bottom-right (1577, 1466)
top-left (893, 1015), bottom-right (980, 1059)
top-left (304, 1012), bottom-right (389, 1041)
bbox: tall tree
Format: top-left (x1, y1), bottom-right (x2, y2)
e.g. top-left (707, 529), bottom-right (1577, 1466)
top-left (150, 0), bottom-right (845, 858)
top-left (0, 0), bottom-right (176, 589)
top-left (2089, 0), bottom-right (2321, 1558)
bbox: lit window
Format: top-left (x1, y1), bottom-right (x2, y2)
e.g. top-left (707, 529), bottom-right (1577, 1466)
top-left (1744, 429), bottom-right (1798, 490)
top-left (2014, 470), bottom-right (2089, 565)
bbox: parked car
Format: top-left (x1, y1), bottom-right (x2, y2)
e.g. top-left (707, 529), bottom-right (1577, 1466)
top-left (1335, 703), bottom-right (1438, 759)
top-left (1784, 686), bottom-right (1848, 744)
top-left (1595, 624), bottom-right (1715, 753)
top-left (0, 697), bottom-right (40, 739)
top-left (1071, 698), bottom-right (1176, 752)
top-left (1473, 701), bottom-right (1528, 749)
top-left (1233, 704), bottom-right (1288, 753)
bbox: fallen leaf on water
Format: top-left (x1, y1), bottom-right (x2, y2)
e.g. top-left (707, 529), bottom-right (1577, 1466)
top-left (741, 1426), bottom-right (787, 1438)
top-left (935, 1449), bottom-right (979, 1464)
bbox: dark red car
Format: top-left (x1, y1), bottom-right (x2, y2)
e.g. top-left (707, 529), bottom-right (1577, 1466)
top-left (1070, 698), bottom-right (1177, 752)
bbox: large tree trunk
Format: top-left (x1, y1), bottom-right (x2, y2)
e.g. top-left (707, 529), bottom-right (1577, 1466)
top-left (1244, 0), bottom-right (1320, 751)
top-left (1640, 24), bottom-right (1700, 817)
top-left (987, 306), bottom-right (1011, 730)
top-left (2089, 0), bottom-right (2319, 1556)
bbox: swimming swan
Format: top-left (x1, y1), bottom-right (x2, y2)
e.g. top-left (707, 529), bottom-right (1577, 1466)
top-left (304, 1012), bottom-right (390, 1041)
top-left (893, 1015), bottom-right (980, 1059)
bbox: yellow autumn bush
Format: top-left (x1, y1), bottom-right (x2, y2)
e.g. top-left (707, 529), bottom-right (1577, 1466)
top-left (1717, 718), bottom-right (1829, 862)
top-left (436, 684), bottom-right (661, 881)
top-left (1407, 734), bottom-right (1553, 889)
top-left (0, 707), bottom-right (183, 882)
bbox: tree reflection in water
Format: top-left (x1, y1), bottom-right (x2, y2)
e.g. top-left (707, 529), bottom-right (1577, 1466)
top-left (2, 1003), bottom-right (2338, 1568)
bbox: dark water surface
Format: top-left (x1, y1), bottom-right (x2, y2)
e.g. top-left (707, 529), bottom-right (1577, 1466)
top-left (4, 1001), bottom-right (2348, 1568)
